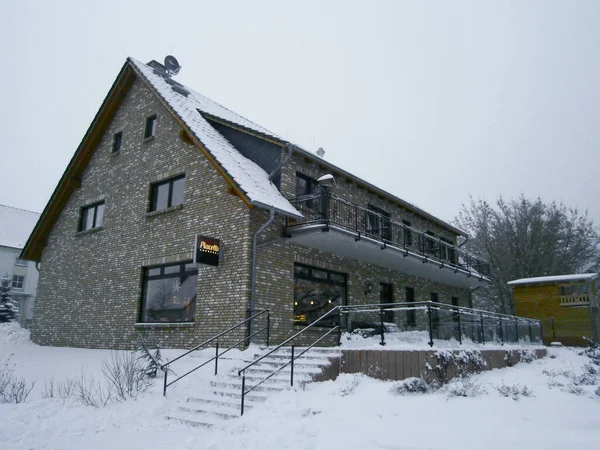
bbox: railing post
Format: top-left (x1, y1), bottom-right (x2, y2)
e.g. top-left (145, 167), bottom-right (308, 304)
top-left (427, 304), bottom-right (434, 347)
top-left (480, 313), bottom-right (485, 344)
top-left (538, 320), bottom-right (544, 344)
top-left (266, 312), bottom-right (271, 348)
top-left (379, 307), bottom-right (386, 346)
top-left (240, 374), bottom-right (246, 416)
top-left (337, 309), bottom-right (342, 346)
top-left (163, 368), bottom-right (168, 396)
top-left (499, 317), bottom-right (504, 345)
top-left (551, 316), bottom-right (556, 341)
top-left (528, 321), bottom-right (533, 344)
top-left (456, 308), bottom-right (462, 345)
top-left (514, 319), bottom-right (519, 343)
top-left (215, 342), bottom-right (219, 376)
top-left (290, 344), bottom-right (295, 387)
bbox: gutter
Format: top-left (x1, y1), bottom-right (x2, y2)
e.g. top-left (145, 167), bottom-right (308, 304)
top-left (248, 144), bottom-right (294, 341)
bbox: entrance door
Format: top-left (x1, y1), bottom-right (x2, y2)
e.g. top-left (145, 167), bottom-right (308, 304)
top-left (380, 283), bottom-right (394, 323)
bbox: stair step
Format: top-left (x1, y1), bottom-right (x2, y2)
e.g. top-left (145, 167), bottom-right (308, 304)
top-left (178, 404), bottom-right (239, 420)
top-left (166, 412), bottom-right (225, 428)
top-left (187, 395), bottom-right (257, 410)
top-left (209, 386), bottom-right (270, 401)
top-left (211, 380), bottom-right (288, 393)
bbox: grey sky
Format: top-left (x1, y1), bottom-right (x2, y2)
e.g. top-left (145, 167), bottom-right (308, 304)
top-left (1, 0), bottom-right (599, 228)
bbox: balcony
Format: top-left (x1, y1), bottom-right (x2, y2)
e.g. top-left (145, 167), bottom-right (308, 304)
top-left (285, 193), bottom-right (491, 289)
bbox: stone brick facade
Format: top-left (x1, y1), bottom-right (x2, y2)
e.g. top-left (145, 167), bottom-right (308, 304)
top-left (31, 73), bottom-right (474, 351)
top-left (32, 78), bottom-right (253, 349)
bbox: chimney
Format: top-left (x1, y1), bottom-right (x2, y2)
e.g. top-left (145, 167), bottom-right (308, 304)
top-left (316, 147), bottom-right (325, 158)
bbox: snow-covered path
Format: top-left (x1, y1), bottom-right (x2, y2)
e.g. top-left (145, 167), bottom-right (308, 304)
top-left (1, 323), bottom-right (599, 450)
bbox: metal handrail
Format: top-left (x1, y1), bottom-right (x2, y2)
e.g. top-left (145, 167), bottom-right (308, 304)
top-left (161, 309), bottom-right (270, 396)
top-left (239, 327), bottom-right (339, 415)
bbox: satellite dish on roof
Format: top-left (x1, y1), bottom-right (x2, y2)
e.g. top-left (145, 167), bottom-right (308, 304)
top-left (164, 55), bottom-right (181, 77)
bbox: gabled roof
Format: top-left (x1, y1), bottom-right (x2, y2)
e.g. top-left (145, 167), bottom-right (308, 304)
top-left (508, 273), bottom-right (599, 286)
top-left (0, 205), bottom-right (40, 250)
top-left (128, 59), bottom-right (299, 219)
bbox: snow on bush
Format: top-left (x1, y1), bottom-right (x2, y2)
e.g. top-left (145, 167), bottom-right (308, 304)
top-left (445, 377), bottom-right (487, 398)
top-left (426, 350), bottom-right (486, 384)
top-left (519, 349), bottom-right (537, 364)
top-left (389, 377), bottom-right (430, 395)
top-left (0, 321), bottom-right (30, 346)
top-left (336, 374), bottom-right (363, 397)
top-left (495, 383), bottom-right (534, 400)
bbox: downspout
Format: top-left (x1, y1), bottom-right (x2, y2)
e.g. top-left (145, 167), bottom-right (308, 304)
top-left (248, 144), bottom-right (294, 342)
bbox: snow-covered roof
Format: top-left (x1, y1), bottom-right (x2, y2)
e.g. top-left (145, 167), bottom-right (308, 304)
top-left (129, 59), bottom-right (301, 219)
top-left (0, 205), bottom-right (40, 250)
top-left (507, 273), bottom-right (599, 286)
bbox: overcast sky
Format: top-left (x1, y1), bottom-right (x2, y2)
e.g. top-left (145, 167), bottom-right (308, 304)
top-left (1, 1), bottom-right (599, 228)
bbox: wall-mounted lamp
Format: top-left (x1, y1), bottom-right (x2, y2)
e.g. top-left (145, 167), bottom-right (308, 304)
top-left (365, 283), bottom-right (373, 296)
top-left (317, 174), bottom-right (335, 190)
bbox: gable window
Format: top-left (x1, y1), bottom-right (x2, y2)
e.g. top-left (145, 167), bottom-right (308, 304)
top-left (144, 115), bottom-right (157, 139)
top-left (12, 275), bottom-right (24, 289)
top-left (112, 131), bottom-right (123, 153)
top-left (295, 173), bottom-right (322, 211)
top-left (366, 204), bottom-right (391, 241)
top-left (140, 263), bottom-right (197, 323)
top-left (294, 263), bottom-right (346, 327)
top-left (15, 258), bottom-right (27, 267)
top-left (149, 175), bottom-right (185, 212)
top-left (79, 201), bottom-right (105, 231)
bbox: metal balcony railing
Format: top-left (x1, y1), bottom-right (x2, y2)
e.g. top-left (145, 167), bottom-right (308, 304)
top-left (286, 192), bottom-right (491, 278)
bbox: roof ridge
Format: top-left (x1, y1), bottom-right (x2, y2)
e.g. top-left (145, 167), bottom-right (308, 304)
top-left (0, 204), bottom-right (40, 215)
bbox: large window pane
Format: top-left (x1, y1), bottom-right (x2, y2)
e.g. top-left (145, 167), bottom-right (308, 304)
top-left (154, 183), bottom-right (169, 211)
top-left (95, 203), bottom-right (105, 227)
top-left (171, 177), bottom-right (185, 206)
top-left (140, 263), bottom-right (197, 323)
top-left (294, 264), bottom-right (346, 327)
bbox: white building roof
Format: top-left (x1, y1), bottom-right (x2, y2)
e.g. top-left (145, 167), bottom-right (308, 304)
top-left (129, 58), bottom-right (301, 219)
top-left (0, 205), bottom-right (40, 250)
top-left (507, 273), bottom-right (599, 286)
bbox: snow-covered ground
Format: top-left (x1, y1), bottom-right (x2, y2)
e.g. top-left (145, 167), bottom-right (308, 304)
top-left (1, 323), bottom-right (599, 450)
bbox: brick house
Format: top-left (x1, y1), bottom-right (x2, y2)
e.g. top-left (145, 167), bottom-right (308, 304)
top-left (21, 57), bottom-right (490, 349)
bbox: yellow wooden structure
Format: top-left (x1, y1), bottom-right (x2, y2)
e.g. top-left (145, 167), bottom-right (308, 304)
top-left (508, 274), bottom-right (599, 346)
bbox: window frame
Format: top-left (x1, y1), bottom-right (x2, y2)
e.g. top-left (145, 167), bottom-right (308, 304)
top-left (366, 204), bottom-right (391, 241)
top-left (293, 263), bottom-right (347, 327)
top-left (112, 131), bottom-right (123, 153)
top-left (78, 201), bottom-right (105, 231)
top-left (295, 173), bottom-right (322, 211)
top-left (139, 262), bottom-right (198, 323)
top-left (144, 115), bottom-right (157, 139)
top-left (12, 275), bottom-right (24, 289)
top-left (148, 175), bottom-right (185, 212)
top-left (15, 258), bottom-right (27, 267)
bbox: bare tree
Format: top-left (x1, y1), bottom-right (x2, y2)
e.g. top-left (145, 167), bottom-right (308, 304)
top-left (456, 195), bottom-right (600, 314)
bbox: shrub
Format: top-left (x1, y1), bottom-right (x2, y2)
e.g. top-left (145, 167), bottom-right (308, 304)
top-left (102, 351), bottom-right (152, 402)
top-left (446, 378), bottom-right (487, 398)
top-left (495, 383), bottom-right (534, 400)
top-left (0, 355), bottom-right (35, 404)
top-left (337, 374), bottom-right (362, 397)
top-left (390, 377), bottom-right (430, 395)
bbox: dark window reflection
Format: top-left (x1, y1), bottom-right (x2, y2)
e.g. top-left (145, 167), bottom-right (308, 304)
top-left (140, 263), bottom-right (197, 323)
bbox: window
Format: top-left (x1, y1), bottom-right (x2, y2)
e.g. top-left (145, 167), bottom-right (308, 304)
top-left (440, 237), bottom-right (456, 264)
top-left (149, 175), bottom-right (185, 212)
top-left (366, 205), bottom-right (391, 241)
top-left (406, 287), bottom-right (415, 327)
top-left (140, 262), bottom-right (197, 323)
top-left (451, 296), bottom-right (459, 307)
top-left (424, 231), bottom-right (439, 256)
top-left (294, 263), bottom-right (347, 327)
top-left (295, 173), bottom-right (322, 210)
top-left (402, 220), bottom-right (412, 246)
top-left (79, 201), bottom-right (105, 231)
top-left (112, 131), bottom-right (123, 153)
top-left (15, 258), bottom-right (27, 267)
top-left (12, 275), bottom-right (24, 289)
top-left (144, 115), bottom-right (157, 138)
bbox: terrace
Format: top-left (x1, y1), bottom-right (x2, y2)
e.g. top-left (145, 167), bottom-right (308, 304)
top-left (285, 192), bottom-right (491, 289)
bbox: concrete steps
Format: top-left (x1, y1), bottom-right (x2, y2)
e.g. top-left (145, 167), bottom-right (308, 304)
top-left (166, 346), bottom-right (341, 428)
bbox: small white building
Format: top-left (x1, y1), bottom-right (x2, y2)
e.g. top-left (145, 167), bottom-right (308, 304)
top-left (0, 204), bottom-right (40, 327)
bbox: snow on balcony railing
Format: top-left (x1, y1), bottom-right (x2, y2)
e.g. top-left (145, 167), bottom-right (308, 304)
top-left (559, 295), bottom-right (589, 307)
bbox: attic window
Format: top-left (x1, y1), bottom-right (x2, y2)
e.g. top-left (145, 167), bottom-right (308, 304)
top-left (144, 115), bottom-right (157, 139)
top-left (112, 131), bottom-right (123, 153)
top-left (79, 201), bottom-right (105, 231)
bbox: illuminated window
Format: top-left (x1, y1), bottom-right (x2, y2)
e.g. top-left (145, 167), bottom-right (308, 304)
top-left (293, 264), bottom-right (346, 327)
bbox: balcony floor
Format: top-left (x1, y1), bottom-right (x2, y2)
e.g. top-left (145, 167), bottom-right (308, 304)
top-left (287, 223), bottom-right (489, 289)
